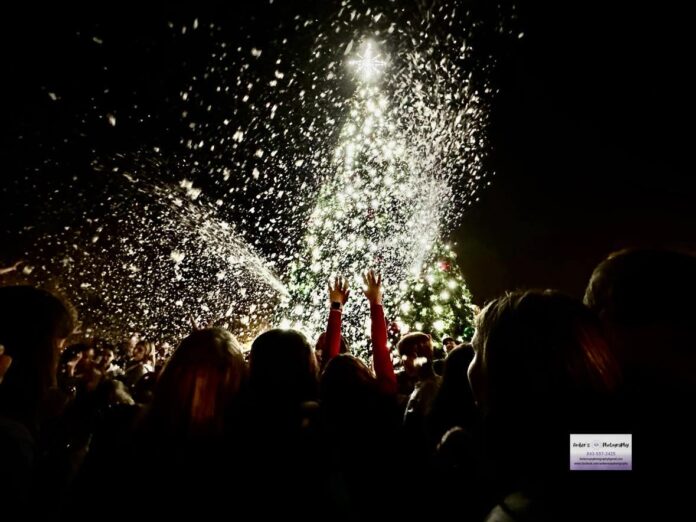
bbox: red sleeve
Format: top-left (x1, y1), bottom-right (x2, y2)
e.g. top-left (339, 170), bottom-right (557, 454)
top-left (370, 303), bottom-right (397, 395)
top-left (325, 308), bottom-right (342, 363)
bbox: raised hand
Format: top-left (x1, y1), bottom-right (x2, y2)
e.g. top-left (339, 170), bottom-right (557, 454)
top-left (0, 260), bottom-right (23, 276)
top-left (328, 276), bottom-right (350, 305)
top-left (362, 269), bottom-right (383, 305)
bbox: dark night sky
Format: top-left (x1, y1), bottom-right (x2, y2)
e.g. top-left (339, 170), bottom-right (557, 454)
top-left (456, 0), bottom-right (694, 301)
top-left (1, 1), bottom-right (693, 304)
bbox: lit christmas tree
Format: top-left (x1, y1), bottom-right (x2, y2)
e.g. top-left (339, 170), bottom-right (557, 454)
top-left (278, 40), bottom-right (466, 358)
top-left (394, 241), bottom-right (476, 345)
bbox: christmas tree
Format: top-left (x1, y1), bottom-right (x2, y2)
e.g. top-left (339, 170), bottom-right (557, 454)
top-left (394, 241), bottom-right (476, 346)
top-left (278, 40), bottom-right (469, 358)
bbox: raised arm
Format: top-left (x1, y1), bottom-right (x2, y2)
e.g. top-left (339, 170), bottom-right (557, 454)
top-left (325, 276), bottom-right (350, 364)
top-left (0, 260), bottom-right (23, 276)
top-left (363, 270), bottom-right (397, 395)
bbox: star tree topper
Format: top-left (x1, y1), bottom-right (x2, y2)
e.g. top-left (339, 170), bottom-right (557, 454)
top-left (349, 40), bottom-right (387, 82)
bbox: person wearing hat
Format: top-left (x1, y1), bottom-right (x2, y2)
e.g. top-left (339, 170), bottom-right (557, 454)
top-left (433, 336), bottom-right (456, 375)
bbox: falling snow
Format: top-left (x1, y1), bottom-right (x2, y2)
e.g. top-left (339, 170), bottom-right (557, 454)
top-left (2, 1), bottom-right (516, 348)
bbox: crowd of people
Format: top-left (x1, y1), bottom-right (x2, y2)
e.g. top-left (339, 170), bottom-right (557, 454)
top-left (1, 249), bottom-right (695, 520)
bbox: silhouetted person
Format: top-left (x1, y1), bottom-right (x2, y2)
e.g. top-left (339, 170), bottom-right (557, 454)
top-left (317, 270), bottom-right (401, 517)
top-left (0, 286), bottom-right (74, 520)
top-left (428, 343), bottom-right (477, 447)
top-left (76, 328), bottom-right (247, 520)
top-left (465, 290), bottom-right (623, 521)
top-left (433, 335), bottom-right (457, 375)
top-left (244, 328), bottom-right (321, 517)
top-left (122, 340), bottom-right (154, 392)
top-left (585, 249), bottom-right (696, 516)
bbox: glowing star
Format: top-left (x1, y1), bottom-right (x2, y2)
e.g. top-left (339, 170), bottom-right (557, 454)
top-left (349, 41), bottom-right (386, 81)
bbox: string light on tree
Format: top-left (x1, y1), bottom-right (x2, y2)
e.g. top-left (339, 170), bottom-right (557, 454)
top-left (278, 37), bottom-right (444, 357)
top-left (396, 242), bottom-right (476, 344)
